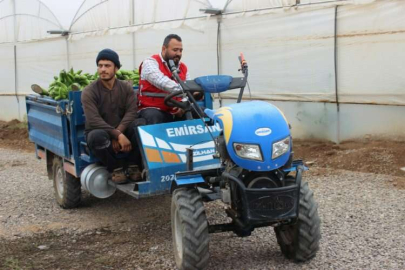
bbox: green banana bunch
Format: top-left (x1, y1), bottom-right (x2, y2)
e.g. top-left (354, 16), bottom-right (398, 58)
top-left (116, 69), bottom-right (140, 86)
top-left (33, 67), bottom-right (139, 101)
top-left (33, 68), bottom-right (94, 100)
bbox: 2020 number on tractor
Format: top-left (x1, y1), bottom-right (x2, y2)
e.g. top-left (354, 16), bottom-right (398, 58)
top-left (166, 54), bottom-right (321, 270)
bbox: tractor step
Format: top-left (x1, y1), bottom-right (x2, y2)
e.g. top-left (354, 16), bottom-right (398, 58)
top-left (115, 183), bottom-right (140, 198)
top-left (114, 180), bottom-right (162, 199)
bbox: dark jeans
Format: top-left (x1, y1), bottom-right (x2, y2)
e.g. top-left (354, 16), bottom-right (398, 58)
top-left (139, 107), bottom-right (204, 125)
top-left (138, 108), bottom-right (175, 125)
top-left (86, 119), bottom-right (146, 172)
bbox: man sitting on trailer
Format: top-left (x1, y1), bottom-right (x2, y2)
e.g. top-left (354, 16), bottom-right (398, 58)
top-left (137, 34), bottom-right (202, 125)
top-left (82, 48), bottom-right (144, 184)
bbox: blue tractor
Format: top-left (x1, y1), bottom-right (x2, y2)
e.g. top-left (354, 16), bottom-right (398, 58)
top-left (26, 54), bottom-right (321, 270)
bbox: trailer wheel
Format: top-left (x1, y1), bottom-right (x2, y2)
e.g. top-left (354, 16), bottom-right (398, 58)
top-left (52, 157), bottom-right (81, 209)
top-left (171, 188), bottom-right (210, 270)
top-left (275, 181), bottom-right (321, 262)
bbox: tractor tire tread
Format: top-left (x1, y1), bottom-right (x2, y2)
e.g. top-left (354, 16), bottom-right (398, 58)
top-left (63, 173), bottom-right (81, 208)
top-left (275, 181), bottom-right (321, 262)
top-left (172, 188), bottom-right (209, 270)
top-left (53, 157), bottom-right (81, 209)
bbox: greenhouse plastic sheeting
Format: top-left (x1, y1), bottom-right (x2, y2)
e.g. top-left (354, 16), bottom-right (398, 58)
top-left (0, 0), bottom-right (63, 43)
top-left (15, 38), bottom-right (68, 95)
top-left (0, 44), bottom-right (15, 94)
top-left (69, 34), bottom-right (134, 74)
top-left (215, 0), bottom-right (405, 105)
top-left (69, 0), bottom-right (212, 34)
top-left (219, 6), bottom-right (337, 102)
top-left (1, 0), bottom-right (404, 107)
top-left (132, 19), bottom-right (218, 78)
top-left (337, 1), bottom-right (405, 105)
top-left (68, 19), bottom-right (218, 77)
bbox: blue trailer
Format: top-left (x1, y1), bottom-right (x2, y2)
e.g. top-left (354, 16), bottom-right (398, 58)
top-left (26, 88), bottom-right (218, 199)
top-left (26, 55), bottom-right (321, 269)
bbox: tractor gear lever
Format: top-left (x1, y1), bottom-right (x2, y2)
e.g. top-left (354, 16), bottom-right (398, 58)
top-left (238, 52), bottom-right (248, 74)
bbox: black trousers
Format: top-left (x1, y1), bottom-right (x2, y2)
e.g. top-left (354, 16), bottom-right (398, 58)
top-left (138, 108), bottom-right (175, 125)
top-left (86, 119), bottom-right (146, 172)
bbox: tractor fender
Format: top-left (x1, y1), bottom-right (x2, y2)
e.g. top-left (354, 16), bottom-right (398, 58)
top-left (170, 174), bottom-right (205, 193)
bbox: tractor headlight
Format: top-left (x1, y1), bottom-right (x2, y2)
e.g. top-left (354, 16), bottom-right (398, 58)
top-left (272, 137), bottom-right (290, 159)
top-left (233, 143), bottom-right (263, 161)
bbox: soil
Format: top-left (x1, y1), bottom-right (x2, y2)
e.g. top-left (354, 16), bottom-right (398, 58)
top-left (0, 120), bottom-right (34, 152)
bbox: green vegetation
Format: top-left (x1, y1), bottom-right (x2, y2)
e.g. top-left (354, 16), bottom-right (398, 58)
top-left (34, 68), bottom-right (140, 100)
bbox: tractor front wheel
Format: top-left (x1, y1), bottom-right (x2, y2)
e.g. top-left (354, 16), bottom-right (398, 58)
top-left (171, 188), bottom-right (210, 270)
top-left (275, 181), bottom-right (321, 262)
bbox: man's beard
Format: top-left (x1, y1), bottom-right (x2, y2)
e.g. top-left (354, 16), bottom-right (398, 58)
top-left (100, 73), bottom-right (115, 81)
top-left (164, 53), bottom-right (180, 66)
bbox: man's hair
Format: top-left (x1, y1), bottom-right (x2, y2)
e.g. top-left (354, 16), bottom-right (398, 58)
top-left (163, 34), bottom-right (182, 47)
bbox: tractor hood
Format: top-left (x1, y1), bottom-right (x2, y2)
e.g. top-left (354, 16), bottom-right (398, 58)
top-left (205, 101), bottom-right (291, 171)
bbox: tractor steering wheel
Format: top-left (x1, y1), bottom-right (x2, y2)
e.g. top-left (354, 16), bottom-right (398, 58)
top-left (164, 90), bottom-right (189, 110)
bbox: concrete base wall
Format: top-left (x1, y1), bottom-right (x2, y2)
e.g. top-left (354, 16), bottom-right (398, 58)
top-left (0, 96), bottom-right (27, 122)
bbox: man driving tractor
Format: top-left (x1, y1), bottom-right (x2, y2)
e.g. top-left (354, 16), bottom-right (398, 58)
top-left (137, 34), bottom-right (202, 125)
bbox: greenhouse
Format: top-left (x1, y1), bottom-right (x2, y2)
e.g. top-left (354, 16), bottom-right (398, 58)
top-left (1, 0), bottom-right (404, 142)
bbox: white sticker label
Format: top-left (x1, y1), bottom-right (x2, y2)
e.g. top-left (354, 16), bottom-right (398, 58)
top-left (255, 128), bottom-right (272, 136)
top-left (161, 174), bottom-right (175, 182)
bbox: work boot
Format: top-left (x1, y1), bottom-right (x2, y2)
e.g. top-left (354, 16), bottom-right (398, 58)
top-left (127, 165), bottom-right (142, 182)
top-left (111, 168), bottom-right (129, 184)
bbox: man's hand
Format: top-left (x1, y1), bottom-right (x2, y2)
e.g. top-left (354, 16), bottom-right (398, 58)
top-left (112, 139), bottom-right (120, 153)
top-left (117, 133), bottom-right (132, 152)
top-left (172, 107), bottom-right (184, 118)
top-left (193, 91), bottom-right (204, 101)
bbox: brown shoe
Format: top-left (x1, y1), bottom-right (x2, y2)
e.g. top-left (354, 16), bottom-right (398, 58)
top-left (111, 168), bottom-right (129, 184)
top-left (127, 165), bottom-right (142, 182)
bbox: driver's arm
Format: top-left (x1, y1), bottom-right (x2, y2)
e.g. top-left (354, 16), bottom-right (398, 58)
top-left (141, 57), bottom-right (181, 93)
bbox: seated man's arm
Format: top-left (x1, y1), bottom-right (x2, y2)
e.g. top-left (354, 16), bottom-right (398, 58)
top-left (82, 88), bottom-right (121, 139)
top-left (114, 84), bottom-right (138, 152)
top-left (141, 57), bottom-right (181, 93)
top-left (116, 83), bottom-right (137, 133)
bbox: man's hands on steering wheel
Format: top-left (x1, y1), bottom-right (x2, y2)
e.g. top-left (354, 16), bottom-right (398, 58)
top-left (192, 91), bottom-right (204, 101)
top-left (163, 90), bottom-right (188, 109)
top-left (163, 90), bottom-right (204, 109)
top-left (172, 107), bottom-right (185, 117)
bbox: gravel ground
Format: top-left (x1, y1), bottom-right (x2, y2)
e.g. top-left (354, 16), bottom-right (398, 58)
top-left (0, 147), bottom-right (404, 269)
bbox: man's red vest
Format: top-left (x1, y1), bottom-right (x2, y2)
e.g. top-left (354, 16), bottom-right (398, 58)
top-left (137, 54), bottom-right (188, 114)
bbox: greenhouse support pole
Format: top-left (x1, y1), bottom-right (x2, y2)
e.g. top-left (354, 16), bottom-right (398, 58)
top-left (12, 0), bottom-right (21, 119)
top-left (334, 5), bottom-right (340, 143)
top-left (14, 46), bottom-right (19, 105)
top-left (131, 0), bottom-right (136, 69)
top-left (216, 16), bottom-right (223, 107)
top-left (12, 0), bottom-right (19, 105)
top-left (66, 37), bottom-right (71, 70)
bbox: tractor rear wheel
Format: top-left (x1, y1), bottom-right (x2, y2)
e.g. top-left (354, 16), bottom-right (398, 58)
top-left (275, 181), bottom-right (321, 262)
top-left (52, 157), bottom-right (81, 209)
top-left (171, 188), bottom-right (210, 270)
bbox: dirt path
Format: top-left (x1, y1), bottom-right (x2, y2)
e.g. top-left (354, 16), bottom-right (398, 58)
top-left (0, 150), bottom-right (404, 269)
